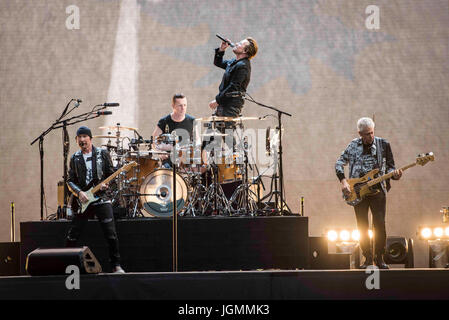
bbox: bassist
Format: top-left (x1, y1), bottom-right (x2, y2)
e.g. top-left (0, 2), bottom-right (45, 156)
top-left (335, 117), bottom-right (402, 269)
top-left (65, 126), bottom-right (125, 274)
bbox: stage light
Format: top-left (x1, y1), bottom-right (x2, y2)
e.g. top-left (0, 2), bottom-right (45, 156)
top-left (327, 230), bottom-right (338, 242)
top-left (445, 227), bottom-right (449, 237)
top-left (421, 228), bottom-right (432, 239)
top-left (340, 230), bottom-right (350, 242)
top-left (351, 230), bottom-right (360, 241)
top-left (434, 227), bottom-right (444, 238)
top-left (325, 228), bottom-right (373, 242)
top-left (418, 226), bottom-right (449, 240)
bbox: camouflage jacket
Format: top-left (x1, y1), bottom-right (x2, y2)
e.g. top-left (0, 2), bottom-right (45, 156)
top-left (335, 137), bottom-right (397, 193)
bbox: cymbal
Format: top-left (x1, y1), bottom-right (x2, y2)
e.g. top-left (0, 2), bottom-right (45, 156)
top-left (195, 116), bottom-right (235, 122)
top-left (195, 116), bottom-right (264, 122)
top-left (102, 144), bottom-right (118, 148)
top-left (202, 132), bottom-right (228, 137)
top-left (93, 135), bottom-right (124, 139)
top-left (127, 150), bottom-right (169, 156)
top-left (99, 125), bottom-right (137, 131)
top-left (233, 116), bottom-right (264, 121)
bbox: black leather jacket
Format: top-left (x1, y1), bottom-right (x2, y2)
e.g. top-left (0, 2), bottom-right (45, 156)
top-left (67, 146), bottom-right (115, 196)
top-left (214, 48), bottom-right (251, 117)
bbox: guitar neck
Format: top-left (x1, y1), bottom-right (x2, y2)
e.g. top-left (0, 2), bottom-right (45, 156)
top-left (91, 166), bottom-right (127, 194)
top-left (367, 162), bottom-right (416, 187)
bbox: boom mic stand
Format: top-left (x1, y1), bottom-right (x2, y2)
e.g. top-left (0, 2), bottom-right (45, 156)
top-left (242, 93), bottom-right (292, 215)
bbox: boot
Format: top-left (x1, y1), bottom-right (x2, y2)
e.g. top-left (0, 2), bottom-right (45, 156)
top-left (374, 254), bottom-right (389, 269)
top-left (359, 254), bottom-right (373, 269)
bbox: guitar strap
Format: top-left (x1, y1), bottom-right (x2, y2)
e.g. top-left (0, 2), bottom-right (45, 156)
top-left (375, 137), bottom-right (391, 192)
top-left (95, 147), bottom-right (104, 181)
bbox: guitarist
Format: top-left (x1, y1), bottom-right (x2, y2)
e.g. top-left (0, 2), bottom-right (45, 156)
top-left (65, 126), bottom-right (125, 274)
top-left (335, 117), bottom-right (402, 269)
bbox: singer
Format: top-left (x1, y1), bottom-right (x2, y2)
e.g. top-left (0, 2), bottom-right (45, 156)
top-left (209, 36), bottom-right (258, 118)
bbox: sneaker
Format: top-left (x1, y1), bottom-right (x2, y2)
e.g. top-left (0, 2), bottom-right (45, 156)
top-left (113, 266), bottom-right (126, 274)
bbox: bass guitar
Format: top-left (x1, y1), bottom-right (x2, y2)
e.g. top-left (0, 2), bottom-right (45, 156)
top-left (343, 152), bottom-right (434, 206)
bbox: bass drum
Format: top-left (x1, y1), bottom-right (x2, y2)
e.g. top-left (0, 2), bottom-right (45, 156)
top-left (139, 169), bottom-right (189, 217)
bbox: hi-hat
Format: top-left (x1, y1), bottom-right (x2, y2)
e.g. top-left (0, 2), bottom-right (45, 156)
top-left (99, 125), bottom-right (137, 131)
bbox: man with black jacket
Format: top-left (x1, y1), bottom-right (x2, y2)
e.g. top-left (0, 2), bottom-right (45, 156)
top-left (209, 37), bottom-right (258, 117)
top-left (335, 117), bottom-right (402, 269)
top-left (65, 126), bottom-right (125, 274)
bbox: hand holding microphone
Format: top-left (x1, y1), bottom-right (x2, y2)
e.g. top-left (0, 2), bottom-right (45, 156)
top-left (216, 34), bottom-right (234, 51)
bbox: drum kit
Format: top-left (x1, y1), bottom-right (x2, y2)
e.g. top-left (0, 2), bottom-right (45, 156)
top-left (98, 118), bottom-right (267, 218)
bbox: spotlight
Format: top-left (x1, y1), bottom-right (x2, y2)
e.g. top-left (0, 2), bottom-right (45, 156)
top-left (351, 230), bottom-right (360, 241)
top-left (327, 230), bottom-right (338, 242)
top-left (418, 226), bottom-right (449, 240)
top-left (434, 227), bottom-right (444, 238)
top-left (421, 228), bottom-right (432, 239)
top-left (368, 229), bottom-right (373, 239)
top-left (340, 230), bottom-right (350, 242)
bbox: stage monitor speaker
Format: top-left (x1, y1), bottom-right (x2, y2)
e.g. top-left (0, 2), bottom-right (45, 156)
top-left (0, 242), bottom-right (20, 276)
top-left (26, 246), bottom-right (102, 276)
top-left (309, 236), bottom-right (351, 269)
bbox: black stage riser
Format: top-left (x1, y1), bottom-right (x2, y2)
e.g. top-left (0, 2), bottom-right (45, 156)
top-left (1, 269), bottom-right (449, 300)
top-left (20, 216), bottom-right (308, 274)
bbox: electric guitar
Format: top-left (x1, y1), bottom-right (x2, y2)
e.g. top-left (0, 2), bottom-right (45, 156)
top-left (343, 152), bottom-right (434, 206)
top-left (77, 161), bottom-right (137, 213)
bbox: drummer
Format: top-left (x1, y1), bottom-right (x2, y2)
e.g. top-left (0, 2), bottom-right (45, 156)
top-left (152, 93), bottom-right (195, 168)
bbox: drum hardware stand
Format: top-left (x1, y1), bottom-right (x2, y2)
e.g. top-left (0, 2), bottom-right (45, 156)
top-left (241, 93), bottom-right (292, 215)
top-left (228, 135), bottom-right (257, 215)
top-left (181, 172), bottom-right (207, 217)
top-left (31, 100), bottom-right (111, 220)
top-left (203, 150), bottom-right (231, 216)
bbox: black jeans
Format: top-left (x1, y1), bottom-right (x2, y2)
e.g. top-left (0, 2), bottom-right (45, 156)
top-left (65, 202), bottom-right (121, 267)
top-left (354, 191), bottom-right (387, 258)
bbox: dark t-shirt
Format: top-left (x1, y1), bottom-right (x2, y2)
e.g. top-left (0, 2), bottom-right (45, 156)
top-left (157, 114), bottom-right (195, 144)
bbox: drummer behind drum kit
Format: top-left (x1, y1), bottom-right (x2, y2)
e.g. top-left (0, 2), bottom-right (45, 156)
top-left (95, 117), bottom-right (278, 218)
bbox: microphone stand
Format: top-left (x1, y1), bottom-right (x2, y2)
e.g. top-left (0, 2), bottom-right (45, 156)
top-left (242, 94), bottom-right (292, 215)
top-left (30, 103), bottom-right (109, 220)
top-left (171, 133), bottom-right (178, 272)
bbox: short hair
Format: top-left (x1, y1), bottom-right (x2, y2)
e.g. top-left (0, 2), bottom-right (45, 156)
top-left (244, 37), bottom-right (258, 60)
top-left (172, 93), bottom-right (186, 105)
top-left (357, 117), bottom-right (375, 132)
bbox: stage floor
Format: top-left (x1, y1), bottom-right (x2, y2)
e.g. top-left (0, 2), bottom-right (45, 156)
top-left (1, 268), bottom-right (448, 300)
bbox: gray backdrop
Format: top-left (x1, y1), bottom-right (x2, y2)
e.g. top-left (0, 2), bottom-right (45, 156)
top-left (1, 0), bottom-right (448, 267)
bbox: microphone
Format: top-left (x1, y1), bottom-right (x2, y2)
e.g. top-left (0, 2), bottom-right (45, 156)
top-left (225, 91), bottom-right (245, 98)
top-left (102, 102), bottom-right (120, 107)
top-left (266, 127), bottom-right (271, 156)
top-left (97, 111), bottom-right (113, 115)
top-left (216, 34), bottom-right (235, 47)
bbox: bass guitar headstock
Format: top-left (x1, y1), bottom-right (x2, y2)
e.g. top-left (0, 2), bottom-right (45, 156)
top-left (416, 152), bottom-right (435, 166)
